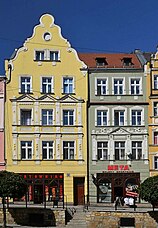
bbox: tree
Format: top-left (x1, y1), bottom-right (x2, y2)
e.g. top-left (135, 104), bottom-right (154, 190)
top-left (139, 175), bottom-right (158, 211)
top-left (0, 171), bottom-right (27, 228)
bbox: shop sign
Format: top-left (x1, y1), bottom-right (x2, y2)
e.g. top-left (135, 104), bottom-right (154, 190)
top-left (108, 165), bottom-right (130, 171)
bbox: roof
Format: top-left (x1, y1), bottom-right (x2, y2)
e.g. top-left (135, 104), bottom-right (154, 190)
top-left (78, 53), bottom-right (143, 69)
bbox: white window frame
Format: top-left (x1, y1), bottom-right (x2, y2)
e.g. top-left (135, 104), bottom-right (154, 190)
top-left (42, 141), bottom-right (54, 160)
top-left (129, 77), bottom-right (142, 95)
top-left (62, 76), bottom-right (75, 94)
top-left (131, 141), bottom-right (142, 160)
top-left (20, 109), bottom-right (32, 125)
top-left (97, 141), bottom-right (108, 160)
top-left (153, 132), bottom-right (158, 145)
top-left (40, 76), bottom-right (54, 93)
top-left (95, 77), bottom-right (109, 95)
top-left (154, 75), bottom-right (158, 89)
top-left (130, 106), bottom-right (144, 126)
top-left (114, 141), bottom-right (125, 160)
top-left (63, 109), bottom-right (74, 126)
top-left (95, 107), bottom-right (109, 126)
top-left (49, 50), bottom-right (60, 61)
top-left (34, 49), bottom-right (60, 61)
top-left (153, 101), bottom-right (158, 116)
top-left (154, 156), bottom-right (158, 169)
top-left (21, 141), bottom-right (33, 160)
top-left (42, 109), bottom-right (53, 126)
top-left (63, 141), bottom-right (75, 160)
top-left (112, 78), bottom-right (125, 95)
top-left (114, 110), bottom-right (125, 126)
top-left (19, 76), bottom-right (32, 93)
top-left (112, 106), bottom-right (127, 126)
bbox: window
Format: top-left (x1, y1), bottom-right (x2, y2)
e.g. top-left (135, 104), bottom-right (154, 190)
top-left (50, 51), bottom-right (59, 61)
top-left (35, 51), bottom-right (45, 61)
top-left (21, 110), bottom-right (31, 125)
top-left (132, 110), bottom-right (142, 125)
top-left (20, 77), bottom-right (31, 93)
top-left (115, 142), bottom-right (125, 160)
top-left (97, 79), bottom-right (107, 95)
top-left (154, 75), bottom-right (158, 89)
top-left (21, 141), bottom-right (32, 159)
top-left (97, 142), bottom-right (108, 160)
top-left (132, 141), bottom-right (142, 160)
top-left (130, 79), bottom-right (140, 95)
top-left (42, 141), bottom-right (53, 159)
top-left (42, 77), bottom-right (53, 93)
top-left (154, 156), bottom-right (158, 169)
top-left (154, 132), bottom-right (158, 145)
top-left (154, 102), bottom-right (158, 116)
top-left (114, 79), bottom-right (124, 95)
top-left (114, 110), bottom-right (124, 126)
top-left (97, 110), bottom-right (107, 126)
top-left (63, 141), bottom-right (74, 160)
top-left (42, 110), bottom-right (53, 125)
top-left (122, 57), bottom-right (132, 66)
top-left (35, 50), bottom-right (59, 61)
top-left (96, 58), bottom-right (107, 67)
top-left (63, 77), bottom-right (73, 94)
top-left (63, 110), bottom-right (74, 125)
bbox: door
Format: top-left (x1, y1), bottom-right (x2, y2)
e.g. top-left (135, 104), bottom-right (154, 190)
top-left (73, 177), bottom-right (85, 205)
top-left (34, 185), bottom-right (43, 204)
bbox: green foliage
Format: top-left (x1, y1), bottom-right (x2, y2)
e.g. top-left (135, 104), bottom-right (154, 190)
top-left (0, 171), bottom-right (27, 199)
top-left (140, 175), bottom-right (158, 205)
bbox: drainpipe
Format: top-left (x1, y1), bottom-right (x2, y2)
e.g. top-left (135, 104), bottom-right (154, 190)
top-left (6, 63), bottom-right (12, 84)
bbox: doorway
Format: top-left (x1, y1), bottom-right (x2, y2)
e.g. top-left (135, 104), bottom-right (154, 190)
top-left (114, 187), bottom-right (123, 198)
top-left (34, 185), bottom-right (43, 204)
top-left (73, 177), bottom-right (85, 205)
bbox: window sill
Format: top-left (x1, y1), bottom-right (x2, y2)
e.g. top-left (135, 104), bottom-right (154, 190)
top-left (19, 92), bottom-right (33, 94)
top-left (34, 60), bottom-right (61, 62)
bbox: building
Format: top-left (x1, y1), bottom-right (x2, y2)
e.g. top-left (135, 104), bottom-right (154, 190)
top-left (5, 14), bottom-right (88, 205)
top-left (0, 76), bottom-right (5, 170)
top-left (147, 49), bottom-right (158, 176)
top-left (79, 52), bottom-right (149, 203)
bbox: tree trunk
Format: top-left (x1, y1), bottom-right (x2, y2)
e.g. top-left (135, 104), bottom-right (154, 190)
top-left (2, 197), bottom-right (6, 228)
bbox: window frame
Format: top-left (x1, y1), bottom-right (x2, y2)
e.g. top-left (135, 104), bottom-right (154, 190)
top-left (114, 110), bottom-right (125, 126)
top-left (41, 76), bottom-right (54, 93)
top-left (129, 77), bottom-right (142, 95)
top-left (20, 109), bottom-right (32, 126)
top-left (113, 78), bottom-right (125, 95)
top-left (62, 76), bottom-right (74, 94)
top-left (131, 141), bottom-right (142, 160)
top-left (19, 76), bottom-right (32, 94)
top-left (63, 110), bottom-right (74, 126)
top-left (95, 78), bottom-right (108, 95)
top-left (154, 75), bottom-right (158, 90)
top-left (63, 141), bottom-right (75, 160)
top-left (154, 132), bottom-right (158, 145)
top-left (97, 142), bottom-right (108, 160)
top-left (114, 141), bottom-right (125, 160)
top-left (42, 141), bottom-right (54, 160)
top-left (42, 109), bottom-right (53, 126)
top-left (154, 156), bottom-right (158, 169)
top-left (21, 141), bottom-right (33, 160)
top-left (34, 49), bottom-right (60, 61)
top-left (153, 102), bottom-right (158, 116)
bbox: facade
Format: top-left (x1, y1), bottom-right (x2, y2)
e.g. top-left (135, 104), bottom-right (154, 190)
top-left (0, 76), bottom-right (5, 170)
top-left (148, 50), bottom-right (158, 176)
top-left (5, 14), bottom-right (88, 205)
top-left (79, 53), bottom-right (149, 203)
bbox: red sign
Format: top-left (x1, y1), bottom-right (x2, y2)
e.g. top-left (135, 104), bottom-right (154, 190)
top-left (126, 191), bottom-right (138, 197)
top-left (108, 165), bottom-right (129, 171)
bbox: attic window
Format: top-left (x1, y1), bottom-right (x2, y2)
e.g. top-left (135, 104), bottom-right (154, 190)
top-left (122, 57), bottom-right (133, 66)
top-left (96, 58), bottom-right (107, 67)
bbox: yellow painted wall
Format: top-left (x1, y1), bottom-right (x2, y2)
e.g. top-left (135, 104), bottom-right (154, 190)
top-left (5, 14), bottom-right (88, 203)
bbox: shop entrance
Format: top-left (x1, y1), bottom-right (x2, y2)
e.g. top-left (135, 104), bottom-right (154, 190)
top-left (34, 185), bottom-right (43, 204)
top-left (114, 187), bottom-right (123, 198)
top-left (73, 177), bottom-right (85, 205)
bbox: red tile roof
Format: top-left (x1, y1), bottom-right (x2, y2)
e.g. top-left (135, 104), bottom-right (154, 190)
top-left (78, 53), bottom-right (142, 69)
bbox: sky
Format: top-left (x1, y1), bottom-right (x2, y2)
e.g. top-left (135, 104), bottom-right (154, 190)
top-left (0, 0), bottom-right (158, 74)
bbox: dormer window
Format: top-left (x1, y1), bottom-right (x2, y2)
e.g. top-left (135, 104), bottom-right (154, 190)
top-left (122, 57), bottom-right (133, 66)
top-left (96, 58), bottom-right (107, 67)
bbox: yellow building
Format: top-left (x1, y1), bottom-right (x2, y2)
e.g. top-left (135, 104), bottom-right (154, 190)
top-left (5, 14), bottom-right (88, 205)
top-left (147, 50), bottom-right (158, 176)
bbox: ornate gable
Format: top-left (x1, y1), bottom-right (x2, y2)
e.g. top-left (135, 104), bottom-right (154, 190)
top-left (110, 127), bottom-right (131, 135)
top-left (10, 94), bottom-right (36, 102)
top-left (38, 94), bottom-right (56, 102)
top-left (59, 94), bottom-right (84, 103)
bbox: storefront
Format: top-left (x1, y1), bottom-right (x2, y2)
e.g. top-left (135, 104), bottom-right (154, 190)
top-left (93, 165), bottom-right (140, 203)
top-left (20, 173), bottom-right (64, 204)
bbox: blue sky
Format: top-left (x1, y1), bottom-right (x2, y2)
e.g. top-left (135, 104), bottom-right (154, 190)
top-left (0, 0), bottom-right (158, 74)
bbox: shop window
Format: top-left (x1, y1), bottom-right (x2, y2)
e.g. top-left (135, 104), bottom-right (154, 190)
top-left (21, 109), bottom-right (31, 125)
top-left (97, 179), bottom-right (112, 203)
top-left (97, 142), bottom-right (108, 160)
top-left (115, 142), bottom-right (125, 160)
top-left (42, 141), bottom-right (53, 159)
top-left (21, 141), bottom-right (32, 160)
top-left (63, 141), bottom-right (74, 160)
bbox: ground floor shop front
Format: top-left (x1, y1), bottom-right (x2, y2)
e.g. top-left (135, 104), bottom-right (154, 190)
top-left (18, 173), bottom-right (85, 206)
